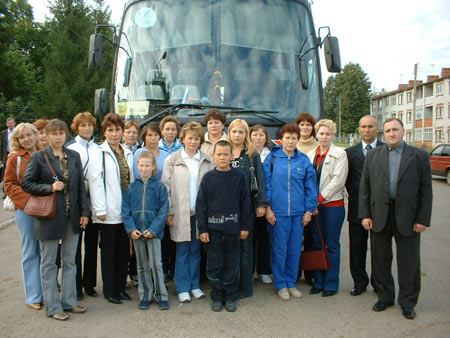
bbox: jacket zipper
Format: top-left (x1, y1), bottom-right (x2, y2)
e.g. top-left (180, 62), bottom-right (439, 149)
top-left (288, 156), bottom-right (291, 216)
top-left (141, 182), bottom-right (147, 230)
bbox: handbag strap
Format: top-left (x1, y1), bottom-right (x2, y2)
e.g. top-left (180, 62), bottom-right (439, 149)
top-left (16, 155), bottom-right (21, 180)
top-left (314, 215), bottom-right (327, 250)
top-left (41, 151), bottom-right (58, 181)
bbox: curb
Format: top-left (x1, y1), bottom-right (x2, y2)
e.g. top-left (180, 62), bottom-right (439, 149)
top-left (0, 217), bottom-right (15, 231)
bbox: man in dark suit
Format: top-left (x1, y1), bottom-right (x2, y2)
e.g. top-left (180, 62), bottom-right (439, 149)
top-left (359, 117), bottom-right (432, 320)
top-left (1, 117), bottom-right (16, 184)
top-left (345, 115), bottom-right (383, 296)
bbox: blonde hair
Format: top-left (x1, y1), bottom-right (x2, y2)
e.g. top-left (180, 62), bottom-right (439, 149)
top-left (315, 119), bottom-right (337, 135)
top-left (179, 121), bottom-right (205, 145)
top-left (10, 123), bottom-right (42, 152)
top-left (137, 150), bottom-right (157, 176)
top-left (227, 119), bottom-right (257, 157)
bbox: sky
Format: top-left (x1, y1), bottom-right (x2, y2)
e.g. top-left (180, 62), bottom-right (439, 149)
top-left (28, 0), bottom-right (450, 93)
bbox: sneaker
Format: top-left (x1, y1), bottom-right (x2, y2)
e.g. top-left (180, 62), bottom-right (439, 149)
top-left (224, 300), bottom-right (237, 312)
top-left (159, 301), bottom-right (170, 310)
top-left (277, 288), bottom-right (290, 301)
top-left (211, 300), bottom-right (223, 312)
top-left (178, 292), bottom-right (191, 303)
top-left (52, 311), bottom-right (69, 321)
top-left (288, 287), bottom-right (303, 298)
top-left (138, 300), bottom-right (151, 310)
top-left (259, 274), bottom-right (272, 284)
top-left (191, 289), bottom-right (205, 299)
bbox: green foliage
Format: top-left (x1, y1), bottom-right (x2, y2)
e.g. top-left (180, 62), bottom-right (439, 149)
top-left (323, 62), bottom-right (372, 134)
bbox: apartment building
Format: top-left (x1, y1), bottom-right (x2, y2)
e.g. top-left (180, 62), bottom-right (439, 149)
top-left (370, 67), bottom-right (450, 149)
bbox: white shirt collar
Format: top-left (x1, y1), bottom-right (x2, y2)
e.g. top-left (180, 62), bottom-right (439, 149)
top-left (181, 148), bottom-right (200, 161)
top-left (361, 139), bottom-right (377, 151)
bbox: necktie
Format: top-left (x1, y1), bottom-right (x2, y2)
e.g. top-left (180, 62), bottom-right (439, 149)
top-left (364, 144), bottom-right (372, 156)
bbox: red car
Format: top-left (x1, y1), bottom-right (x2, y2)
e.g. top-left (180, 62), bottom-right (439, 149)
top-left (430, 144), bottom-right (450, 184)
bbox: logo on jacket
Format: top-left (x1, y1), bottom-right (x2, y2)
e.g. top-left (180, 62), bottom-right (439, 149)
top-left (208, 214), bottom-right (239, 224)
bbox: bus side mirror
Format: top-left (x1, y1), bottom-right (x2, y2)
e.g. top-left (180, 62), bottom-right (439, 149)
top-left (94, 88), bottom-right (109, 120)
top-left (299, 59), bottom-right (309, 90)
top-left (323, 36), bottom-right (341, 73)
top-left (88, 33), bottom-right (104, 71)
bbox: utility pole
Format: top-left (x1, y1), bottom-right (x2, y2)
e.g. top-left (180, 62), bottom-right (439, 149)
top-left (412, 63), bottom-right (418, 145)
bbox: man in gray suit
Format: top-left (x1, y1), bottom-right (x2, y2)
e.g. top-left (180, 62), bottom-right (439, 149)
top-left (1, 117), bottom-right (16, 185)
top-left (359, 117), bottom-right (432, 320)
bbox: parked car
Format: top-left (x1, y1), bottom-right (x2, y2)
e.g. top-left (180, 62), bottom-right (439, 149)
top-left (430, 144), bottom-right (450, 184)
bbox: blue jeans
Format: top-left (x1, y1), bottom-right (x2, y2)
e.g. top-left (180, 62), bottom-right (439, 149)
top-left (311, 206), bottom-right (345, 292)
top-left (133, 237), bottom-right (168, 302)
top-left (15, 209), bottom-right (43, 304)
top-left (174, 216), bottom-right (201, 294)
top-left (40, 223), bottom-right (79, 316)
top-left (270, 215), bottom-right (304, 290)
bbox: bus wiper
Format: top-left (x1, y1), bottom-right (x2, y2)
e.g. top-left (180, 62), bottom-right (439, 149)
top-left (227, 109), bottom-right (284, 125)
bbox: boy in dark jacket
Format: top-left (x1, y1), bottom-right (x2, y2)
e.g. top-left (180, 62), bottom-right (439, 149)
top-left (121, 151), bottom-right (169, 310)
top-left (196, 141), bottom-right (251, 312)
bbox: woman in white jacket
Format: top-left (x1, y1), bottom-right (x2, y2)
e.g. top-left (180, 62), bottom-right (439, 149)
top-left (307, 119), bottom-right (348, 297)
top-left (88, 113), bottom-right (134, 304)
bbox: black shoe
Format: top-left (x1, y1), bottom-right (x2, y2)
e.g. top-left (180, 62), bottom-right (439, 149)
top-left (108, 296), bottom-right (122, 304)
top-left (224, 300), bottom-right (237, 312)
top-left (401, 307), bottom-right (416, 320)
top-left (85, 287), bottom-right (97, 297)
top-left (211, 300), bottom-right (223, 312)
top-left (310, 287), bottom-right (323, 295)
top-left (119, 291), bottom-right (132, 300)
top-left (372, 301), bottom-right (394, 312)
top-left (322, 290), bottom-right (337, 297)
top-left (350, 287), bottom-right (367, 296)
top-left (77, 290), bottom-right (83, 300)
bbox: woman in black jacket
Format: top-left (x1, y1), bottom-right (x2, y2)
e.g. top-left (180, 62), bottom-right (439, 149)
top-left (22, 119), bottom-right (89, 321)
top-left (227, 119), bottom-right (269, 299)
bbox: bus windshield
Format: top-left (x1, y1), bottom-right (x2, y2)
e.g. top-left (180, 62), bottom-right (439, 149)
top-left (114, 0), bottom-right (321, 122)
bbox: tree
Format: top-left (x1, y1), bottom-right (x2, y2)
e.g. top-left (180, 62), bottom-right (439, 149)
top-left (323, 62), bottom-right (372, 134)
top-left (32, 0), bottom-right (112, 125)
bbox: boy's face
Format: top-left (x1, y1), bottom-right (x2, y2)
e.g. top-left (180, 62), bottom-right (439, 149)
top-left (138, 157), bottom-right (154, 180)
top-left (212, 144), bottom-right (232, 171)
top-left (161, 122), bottom-right (178, 144)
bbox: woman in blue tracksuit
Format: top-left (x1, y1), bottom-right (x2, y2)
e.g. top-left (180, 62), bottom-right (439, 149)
top-left (263, 124), bottom-right (317, 301)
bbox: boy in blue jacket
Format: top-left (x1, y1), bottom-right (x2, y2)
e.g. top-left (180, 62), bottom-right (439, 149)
top-left (196, 141), bottom-right (252, 312)
top-left (122, 151), bottom-right (170, 310)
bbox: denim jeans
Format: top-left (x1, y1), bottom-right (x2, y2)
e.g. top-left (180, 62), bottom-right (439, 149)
top-left (40, 223), bottom-right (79, 316)
top-left (133, 237), bottom-right (168, 302)
top-left (238, 229), bottom-right (254, 298)
top-left (270, 215), bottom-right (304, 290)
top-left (207, 230), bottom-right (240, 302)
top-left (174, 215), bottom-right (201, 294)
top-left (15, 209), bottom-right (43, 304)
top-left (311, 206), bottom-right (345, 292)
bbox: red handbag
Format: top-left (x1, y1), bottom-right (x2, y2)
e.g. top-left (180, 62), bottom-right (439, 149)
top-left (24, 151), bottom-right (58, 219)
top-left (300, 216), bottom-right (330, 271)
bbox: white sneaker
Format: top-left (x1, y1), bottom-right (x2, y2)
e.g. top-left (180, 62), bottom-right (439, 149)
top-left (288, 287), bottom-right (303, 298)
top-left (191, 289), bottom-right (205, 299)
top-left (178, 292), bottom-right (191, 303)
top-left (278, 288), bottom-right (290, 301)
top-left (259, 274), bottom-right (272, 284)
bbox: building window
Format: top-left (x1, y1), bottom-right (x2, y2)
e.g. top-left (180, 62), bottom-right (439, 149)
top-left (377, 100), bottom-right (382, 109)
top-left (406, 132), bottom-right (411, 142)
top-left (436, 106), bottom-right (443, 119)
top-left (406, 91), bottom-right (412, 103)
top-left (391, 96), bottom-right (397, 105)
top-left (436, 82), bottom-right (443, 96)
top-left (415, 129), bottom-right (422, 141)
top-left (448, 103), bottom-right (450, 119)
top-left (435, 130), bottom-right (443, 143)
top-left (407, 111), bottom-right (412, 122)
top-left (415, 107), bottom-right (423, 120)
top-left (398, 113), bottom-right (403, 123)
top-left (385, 97), bottom-right (389, 106)
top-left (398, 94), bottom-right (403, 105)
top-left (391, 113), bottom-right (396, 118)
top-left (377, 117), bottom-right (382, 127)
top-left (372, 102), bottom-right (376, 112)
top-left (424, 128), bottom-right (433, 141)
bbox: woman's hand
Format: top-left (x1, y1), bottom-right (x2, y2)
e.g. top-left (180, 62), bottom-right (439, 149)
top-left (52, 181), bottom-right (64, 192)
top-left (131, 230), bottom-right (142, 240)
top-left (240, 230), bottom-right (249, 240)
top-left (312, 208), bottom-right (319, 215)
top-left (265, 206), bottom-right (277, 226)
top-left (302, 212), bottom-right (312, 226)
top-left (256, 206), bottom-right (266, 218)
top-left (97, 215), bottom-right (107, 221)
top-left (143, 230), bottom-right (154, 239)
top-left (166, 215), bottom-right (174, 227)
top-left (80, 216), bottom-right (89, 229)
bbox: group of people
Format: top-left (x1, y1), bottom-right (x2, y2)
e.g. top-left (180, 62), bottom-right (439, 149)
top-left (2, 109), bottom-right (432, 320)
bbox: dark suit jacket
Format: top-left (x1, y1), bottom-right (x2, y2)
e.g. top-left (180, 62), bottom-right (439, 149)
top-left (22, 147), bottom-right (89, 240)
top-left (345, 140), bottom-right (384, 224)
top-left (1, 128), bottom-right (8, 164)
top-left (359, 143), bottom-right (433, 236)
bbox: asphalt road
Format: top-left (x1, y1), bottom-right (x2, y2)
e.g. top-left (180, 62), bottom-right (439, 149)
top-left (0, 179), bottom-right (449, 338)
